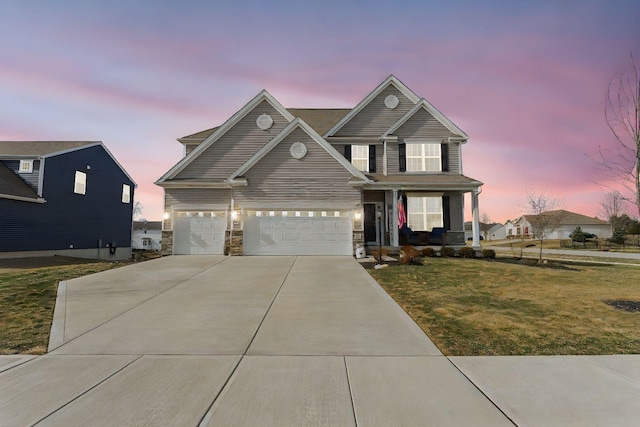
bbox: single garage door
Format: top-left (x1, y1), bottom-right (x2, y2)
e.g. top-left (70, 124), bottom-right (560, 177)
top-left (243, 211), bottom-right (352, 256)
top-left (173, 212), bottom-right (227, 255)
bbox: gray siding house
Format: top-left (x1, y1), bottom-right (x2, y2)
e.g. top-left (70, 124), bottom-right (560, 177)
top-left (156, 76), bottom-right (483, 255)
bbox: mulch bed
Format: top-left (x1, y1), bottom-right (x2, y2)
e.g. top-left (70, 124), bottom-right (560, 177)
top-left (604, 300), bottom-right (640, 312)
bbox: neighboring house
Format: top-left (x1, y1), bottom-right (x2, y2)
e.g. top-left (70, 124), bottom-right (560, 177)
top-left (132, 221), bottom-right (162, 251)
top-left (0, 141), bottom-right (136, 260)
top-left (487, 223), bottom-right (507, 241)
top-left (507, 210), bottom-right (612, 239)
top-left (156, 75), bottom-right (483, 256)
top-left (464, 221), bottom-right (505, 241)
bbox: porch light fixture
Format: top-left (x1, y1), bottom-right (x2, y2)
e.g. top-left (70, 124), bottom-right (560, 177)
top-left (231, 211), bottom-right (239, 221)
top-left (354, 211), bottom-right (362, 221)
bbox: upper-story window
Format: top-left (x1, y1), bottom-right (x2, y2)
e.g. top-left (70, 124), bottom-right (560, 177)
top-left (74, 171), bottom-right (86, 195)
top-left (122, 184), bottom-right (131, 203)
top-left (351, 145), bottom-right (369, 172)
top-left (407, 143), bottom-right (441, 172)
top-left (19, 160), bottom-right (33, 173)
top-left (345, 144), bottom-right (376, 173)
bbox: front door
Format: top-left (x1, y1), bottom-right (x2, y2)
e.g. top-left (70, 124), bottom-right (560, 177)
top-left (364, 203), bottom-right (380, 243)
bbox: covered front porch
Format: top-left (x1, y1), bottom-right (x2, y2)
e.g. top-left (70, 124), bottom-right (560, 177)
top-left (358, 176), bottom-right (483, 250)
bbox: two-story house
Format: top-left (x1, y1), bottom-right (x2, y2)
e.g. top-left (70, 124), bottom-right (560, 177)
top-left (0, 141), bottom-right (136, 260)
top-left (156, 76), bottom-right (483, 256)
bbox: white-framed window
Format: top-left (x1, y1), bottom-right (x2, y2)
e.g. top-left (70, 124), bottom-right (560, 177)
top-left (142, 238), bottom-right (151, 247)
top-left (351, 145), bottom-right (369, 172)
top-left (407, 196), bottom-right (443, 231)
top-left (74, 171), bottom-right (86, 195)
top-left (19, 160), bottom-right (33, 173)
top-left (122, 184), bottom-right (131, 203)
top-left (406, 143), bottom-right (441, 172)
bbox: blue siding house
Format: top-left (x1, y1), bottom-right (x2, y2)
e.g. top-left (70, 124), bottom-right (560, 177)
top-left (0, 141), bottom-right (136, 260)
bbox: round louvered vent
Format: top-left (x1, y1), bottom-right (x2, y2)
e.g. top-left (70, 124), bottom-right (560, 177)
top-left (384, 94), bottom-right (399, 109)
top-left (290, 142), bottom-right (307, 159)
top-left (256, 114), bottom-right (273, 130)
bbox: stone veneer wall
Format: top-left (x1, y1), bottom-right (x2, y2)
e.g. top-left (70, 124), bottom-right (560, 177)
top-left (161, 231), bottom-right (173, 256)
top-left (226, 230), bottom-right (243, 256)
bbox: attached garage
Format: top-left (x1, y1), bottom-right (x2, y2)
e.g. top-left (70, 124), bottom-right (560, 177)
top-left (243, 210), bottom-right (352, 256)
top-left (173, 212), bottom-right (227, 255)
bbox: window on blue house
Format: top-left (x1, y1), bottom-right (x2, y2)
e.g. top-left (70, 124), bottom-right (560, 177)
top-left (122, 184), bottom-right (131, 203)
top-left (19, 160), bottom-right (33, 173)
top-left (74, 171), bottom-right (86, 195)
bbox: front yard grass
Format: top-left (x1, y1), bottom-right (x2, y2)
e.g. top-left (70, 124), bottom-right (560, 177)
top-left (368, 257), bottom-right (640, 355)
top-left (0, 257), bottom-right (128, 355)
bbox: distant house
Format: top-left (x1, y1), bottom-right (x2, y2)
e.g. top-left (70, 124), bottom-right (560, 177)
top-left (156, 75), bottom-right (484, 255)
top-left (0, 141), bottom-right (136, 260)
top-left (132, 221), bottom-right (162, 251)
top-left (487, 223), bottom-right (507, 240)
top-left (507, 210), bottom-right (612, 239)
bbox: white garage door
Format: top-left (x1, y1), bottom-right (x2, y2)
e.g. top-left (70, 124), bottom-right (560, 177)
top-left (244, 212), bottom-right (352, 256)
top-left (173, 212), bottom-right (226, 255)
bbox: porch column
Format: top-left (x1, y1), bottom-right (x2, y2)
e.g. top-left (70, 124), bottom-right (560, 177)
top-left (472, 189), bottom-right (481, 247)
top-left (391, 189), bottom-right (399, 246)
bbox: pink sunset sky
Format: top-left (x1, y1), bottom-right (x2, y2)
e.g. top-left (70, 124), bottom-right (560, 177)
top-left (1, 1), bottom-right (639, 223)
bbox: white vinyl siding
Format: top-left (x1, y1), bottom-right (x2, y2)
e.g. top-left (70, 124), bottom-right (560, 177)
top-left (74, 171), bottom-right (86, 195)
top-left (406, 143), bottom-right (441, 172)
top-left (407, 196), bottom-right (443, 231)
top-left (351, 145), bottom-right (369, 172)
top-left (122, 184), bottom-right (131, 203)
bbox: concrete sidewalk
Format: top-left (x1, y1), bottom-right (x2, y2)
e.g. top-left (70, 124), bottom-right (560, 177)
top-left (1, 256), bottom-right (639, 426)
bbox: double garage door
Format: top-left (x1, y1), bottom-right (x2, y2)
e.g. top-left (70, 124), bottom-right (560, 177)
top-left (173, 211), bottom-right (353, 255)
top-left (244, 213), bottom-right (352, 256)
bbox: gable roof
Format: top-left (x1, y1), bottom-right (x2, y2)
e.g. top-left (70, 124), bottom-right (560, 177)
top-left (0, 162), bottom-right (43, 202)
top-left (157, 90), bottom-right (295, 184)
top-left (0, 141), bottom-right (136, 187)
top-left (0, 141), bottom-right (97, 157)
top-left (133, 221), bottom-right (162, 231)
top-left (324, 75), bottom-right (420, 137)
top-left (382, 98), bottom-right (469, 140)
top-left (227, 118), bottom-right (370, 184)
top-left (521, 210), bottom-right (608, 226)
top-left (287, 109), bottom-right (350, 136)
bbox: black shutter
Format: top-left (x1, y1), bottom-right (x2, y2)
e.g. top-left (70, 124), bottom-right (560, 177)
top-left (399, 143), bottom-right (406, 172)
top-left (442, 196), bottom-right (451, 230)
top-left (441, 143), bottom-right (449, 172)
top-left (368, 145), bottom-right (376, 173)
top-left (344, 145), bottom-right (352, 162)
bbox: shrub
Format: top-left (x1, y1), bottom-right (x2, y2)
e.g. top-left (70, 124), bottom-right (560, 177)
top-left (419, 247), bottom-right (436, 257)
top-left (440, 246), bottom-right (456, 257)
top-left (399, 246), bottom-right (419, 264)
top-left (458, 247), bottom-right (475, 258)
top-left (481, 249), bottom-right (496, 259)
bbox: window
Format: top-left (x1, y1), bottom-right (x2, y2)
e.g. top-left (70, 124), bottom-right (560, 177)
top-left (407, 196), bottom-right (443, 231)
top-left (406, 143), bottom-right (441, 172)
top-left (74, 171), bottom-right (86, 195)
top-left (142, 238), bottom-right (151, 247)
top-left (19, 160), bottom-right (33, 173)
top-left (351, 145), bottom-right (369, 171)
top-left (122, 184), bottom-right (131, 203)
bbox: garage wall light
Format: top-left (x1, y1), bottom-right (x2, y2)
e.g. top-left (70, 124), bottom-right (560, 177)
top-left (163, 212), bottom-right (170, 220)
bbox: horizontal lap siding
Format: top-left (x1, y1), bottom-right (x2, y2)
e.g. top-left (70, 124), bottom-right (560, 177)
top-left (1, 146), bottom-right (134, 252)
top-left (334, 86), bottom-right (415, 137)
top-left (175, 101), bottom-right (290, 180)
top-left (164, 188), bottom-right (231, 208)
top-left (233, 128), bottom-right (361, 207)
top-left (395, 109), bottom-right (460, 173)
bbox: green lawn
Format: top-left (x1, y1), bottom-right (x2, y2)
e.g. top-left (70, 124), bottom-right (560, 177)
top-left (0, 257), bottom-right (128, 354)
top-left (368, 257), bottom-right (640, 356)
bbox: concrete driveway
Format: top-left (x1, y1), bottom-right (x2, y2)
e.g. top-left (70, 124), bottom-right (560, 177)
top-left (1, 256), bottom-right (639, 426)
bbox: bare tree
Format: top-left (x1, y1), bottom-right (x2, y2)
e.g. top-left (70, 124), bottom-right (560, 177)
top-left (599, 191), bottom-right (627, 233)
top-left (133, 201), bottom-right (144, 219)
top-left (480, 212), bottom-right (493, 240)
top-left (524, 191), bottom-right (564, 264)
top-left (597, 54), bottom-right (640, 217)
